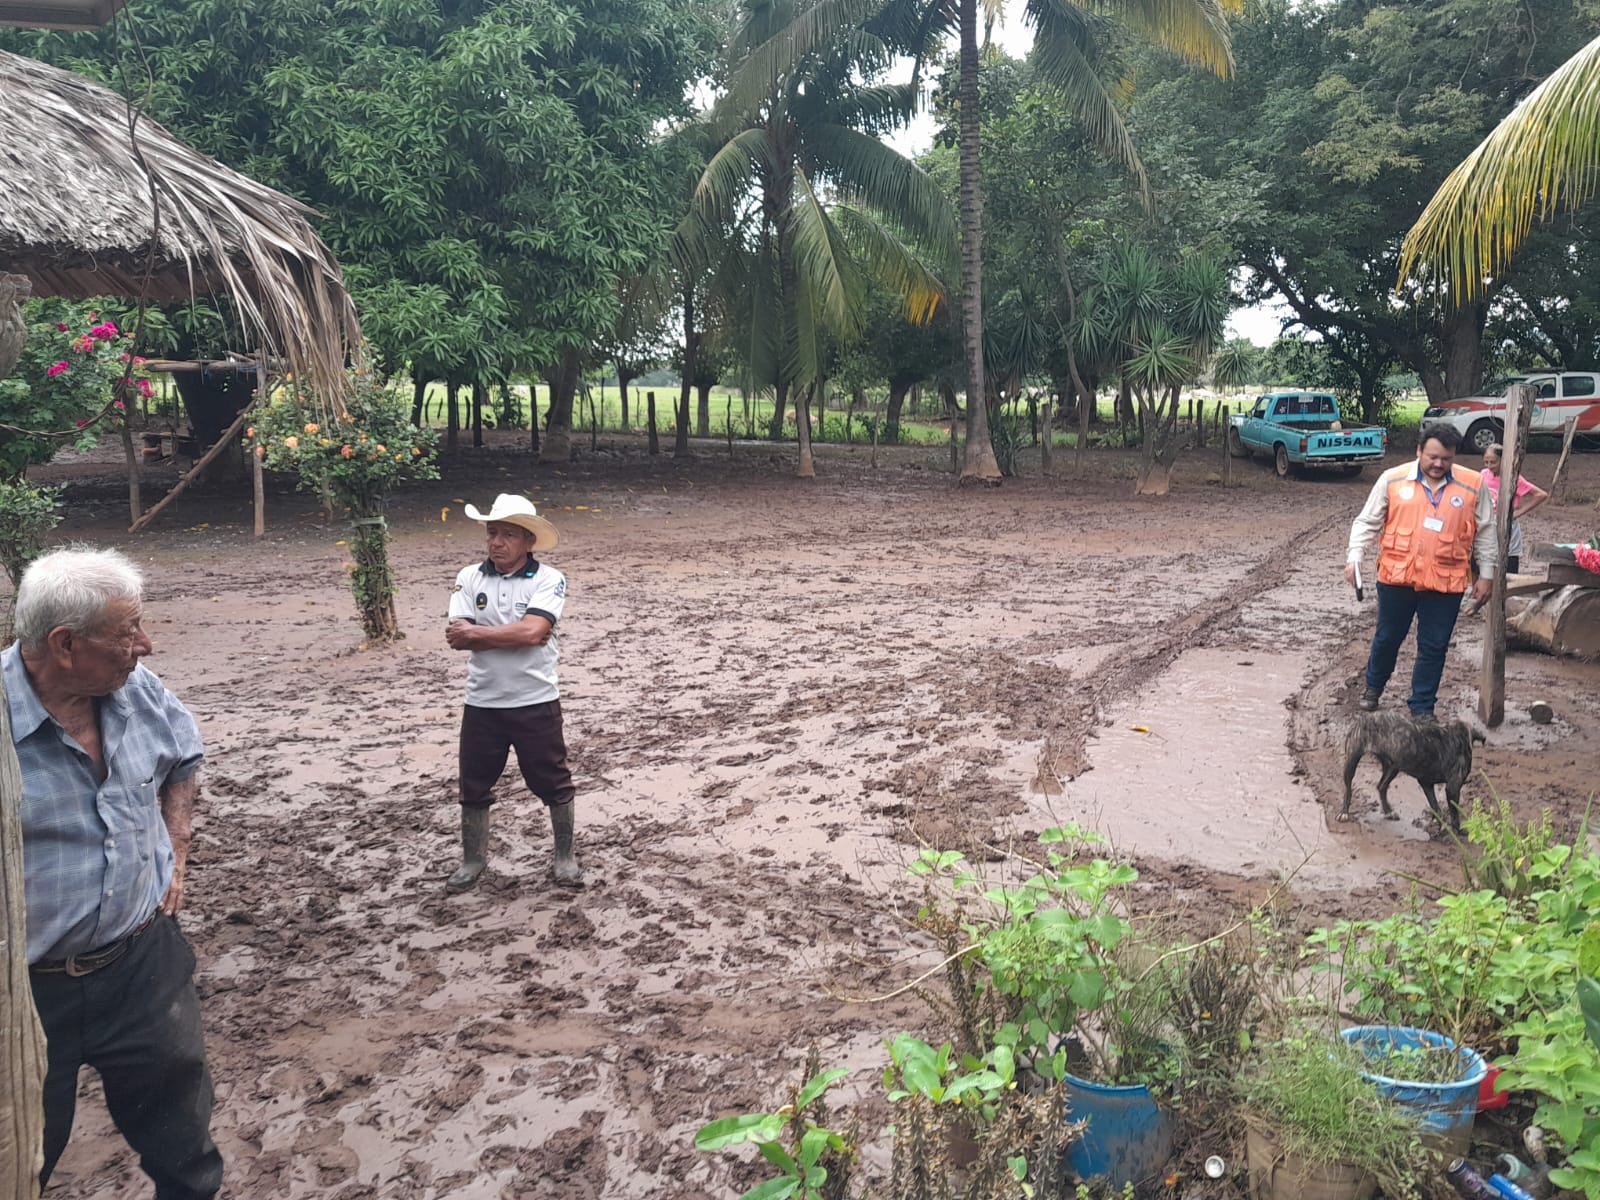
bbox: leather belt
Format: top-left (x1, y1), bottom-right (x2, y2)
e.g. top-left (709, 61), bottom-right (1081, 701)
top-left (31, 911), bottom-right (160, 977)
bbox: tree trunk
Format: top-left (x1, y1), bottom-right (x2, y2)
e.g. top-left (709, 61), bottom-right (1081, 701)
top-left (471, 380), bottom-right (485, 448)
top-left (446, 378), bottom-right (459, 452)
top-left (528, 381), bottom-right (541, 454)
top-left (1508, 587), bottom-right (1600, 658)
top-left (1, 668), bottom-right (46, 1200)
top-left (540, 350), bottom-right (579, 463)
top-left (956, 0), bottom-right (1000, 484)
top-left (887, 379), bottom-right (910, 444)
top-left (796, 383), bottom-right (816, 477)
top-left (697, 383), bottom-right (712, 439)
top-left (618, 369), bottom-right (632, 430)
top-left (764, 385), bottom-right (784, 441)
top-left (1442, 303), bottom-right (1487, 399)
top-left (411, 373), bottom-right (427, 427)
top-left (1039, 398), bottom-right (1054, 474)
top-left (676, 286), bottom-right (695, 458)
top-left (813, 379), bottom-right (827, 445)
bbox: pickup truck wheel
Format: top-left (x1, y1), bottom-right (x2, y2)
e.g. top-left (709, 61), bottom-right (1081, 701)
top-left (1227, 426), bottom-right (1251, 459)
top-left (1274, 443), bottom-right (1291, 477)
top-left (1466, 419), bottom-right (1503, 453)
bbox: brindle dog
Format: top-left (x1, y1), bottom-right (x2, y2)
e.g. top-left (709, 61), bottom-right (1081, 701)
top-left (1340, 713), bottom-right (1481, 831)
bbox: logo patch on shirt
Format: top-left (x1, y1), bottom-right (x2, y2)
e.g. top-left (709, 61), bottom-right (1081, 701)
top-left (514, 602), bottom-right (528, 615)
top-left (451, 583), bottom-right (463, 593)
top-left (1399, 484), bottom-right (1415, 501)
top-left (555, 579), bottom-right (566, 598)
top-left (475, 592), bottom-right (488, 611)
top-left (1450, 494), bottom-right (1464, 508)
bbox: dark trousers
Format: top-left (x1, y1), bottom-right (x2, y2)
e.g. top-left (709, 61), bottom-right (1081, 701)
top-left (1365, 582), bottom-right (1464, 715)
top-left (459, 700), bottom-right (575, 809)
top-left (31, 913), bottom-right (222, 1199)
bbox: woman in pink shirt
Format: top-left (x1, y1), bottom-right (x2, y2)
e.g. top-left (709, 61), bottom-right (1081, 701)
top-left (1482, 444), bottom-right (1550, 573)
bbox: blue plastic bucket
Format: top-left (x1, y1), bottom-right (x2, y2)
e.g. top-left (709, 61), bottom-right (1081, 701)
top-left (1339, 1025), bottom-right (1487, 1155)
top-left (1062, 1073), bottom-right (1173, 1187)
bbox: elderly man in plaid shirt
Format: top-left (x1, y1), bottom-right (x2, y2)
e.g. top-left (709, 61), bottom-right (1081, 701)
top-left (4, 546), bottom-right (221, 1199)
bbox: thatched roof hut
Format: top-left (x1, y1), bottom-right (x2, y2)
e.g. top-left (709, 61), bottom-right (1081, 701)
top-left (0, 47), bottom-right (359, 406)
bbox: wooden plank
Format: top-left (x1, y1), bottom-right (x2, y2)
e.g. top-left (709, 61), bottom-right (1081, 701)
top-left (1, 670), bottom-right (46, 1200)
top-left (1549, 416), bottom-right (1581, 499)
top-left (1504, 579), bottom-right (1564, 598)
top-left (1548, 562), bottom-right (1600, 589)
top-left (1533, 542), bottom-right (1578, 564)
top-left (1480, 383), bottom-right (1534, 727)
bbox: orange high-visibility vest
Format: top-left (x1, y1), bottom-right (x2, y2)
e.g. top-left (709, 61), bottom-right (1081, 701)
top-left (1376, 465), bottom-right (1483, 593)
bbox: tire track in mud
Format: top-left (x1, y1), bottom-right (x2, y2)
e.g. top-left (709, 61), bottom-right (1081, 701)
top-left (1035, 511), bottom-right (1347, 779)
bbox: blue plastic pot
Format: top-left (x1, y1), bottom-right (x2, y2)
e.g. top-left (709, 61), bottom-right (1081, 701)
top-left (1062, 1073), bottom-right (1173, 1187)
top-left (1339, 1025), bottom-right (1487, 1155)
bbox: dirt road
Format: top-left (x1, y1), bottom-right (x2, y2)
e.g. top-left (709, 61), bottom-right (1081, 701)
top-left (34, 436), bottom-right (1600, 1198)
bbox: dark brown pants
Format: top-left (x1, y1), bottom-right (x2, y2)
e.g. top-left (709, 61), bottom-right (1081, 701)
top-left (459, 700), bottom-right (575, 809)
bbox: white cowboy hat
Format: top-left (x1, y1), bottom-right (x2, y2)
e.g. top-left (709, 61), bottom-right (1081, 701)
top-left (463, 493), bottom-right (559, 551)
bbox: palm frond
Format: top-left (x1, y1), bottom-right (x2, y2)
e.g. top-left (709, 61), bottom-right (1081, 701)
top-left (1026, 2), bottom-right (1151, 206)
top-left (694, 128), bottom-right (775, 223)
top-left (788, 165), bottom-right (865, 334)
top-left (1400, 32), bottom-right (1600, 303)
top-left (717, 0), bottom-right (886, 127)
top-left (832, 205), bottom-right (948, 324)
top-left (1082, 0), bottom-right (1237, 78)
top-left (803, 123), bottom-right (959, 266)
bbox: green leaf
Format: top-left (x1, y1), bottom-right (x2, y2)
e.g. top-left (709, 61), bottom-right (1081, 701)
top-left (758, 1141), bottom-right (798, 1174)
top-left (696, 1113), bottom-right (785, 1151)
top-left (739, 1178), bottom-right (800, 1200)
top-left (796, 1068), bottom-right (849, 1110)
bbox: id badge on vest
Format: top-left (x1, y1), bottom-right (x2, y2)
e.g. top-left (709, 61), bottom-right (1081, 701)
top-left (1423, 516), bottom-right (1445, 532)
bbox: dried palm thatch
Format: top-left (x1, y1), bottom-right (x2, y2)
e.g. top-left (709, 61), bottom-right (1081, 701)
top-left (0, 48), bottom-right (359, 410)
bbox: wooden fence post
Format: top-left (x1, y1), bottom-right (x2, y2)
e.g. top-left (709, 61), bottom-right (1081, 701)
top-left (1, 682), bottom-right (46, 1200)
top-left (1480, 383), bottom-right (1534, 727)
top-left (252, 439), bottom-right (265, 538)
top-left (1221, 405), bottom-right (1231, 488)
top-left (1549, 416), bottom-right (1580, 498)
top-left (646, 392), bottom-right (659, 456)
top-left (1196, 399), bottom-right (1206, 448)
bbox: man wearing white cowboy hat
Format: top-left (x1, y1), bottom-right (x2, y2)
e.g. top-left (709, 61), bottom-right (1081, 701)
top-left (445, 493), bottom-right (582, 890)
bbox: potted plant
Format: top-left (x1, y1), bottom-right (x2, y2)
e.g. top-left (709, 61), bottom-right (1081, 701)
top-left (1240, 1031), bottom-right (1428, 1200)
top-left (907, 825), bottom-right (1184, 1189)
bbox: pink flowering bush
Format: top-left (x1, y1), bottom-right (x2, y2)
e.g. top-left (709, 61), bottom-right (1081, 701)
top-left (0, 298), bottom-right (151, 479)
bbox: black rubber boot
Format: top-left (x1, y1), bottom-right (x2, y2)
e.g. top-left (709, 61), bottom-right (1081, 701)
top-left (446, 806), bottom-right (490, 892)
top-left (550, 802), bottom-right (584, 889)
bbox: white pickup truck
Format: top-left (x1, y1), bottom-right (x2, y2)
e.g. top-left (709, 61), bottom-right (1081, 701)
top-left (1423, 371), bottom-right (1600, 452)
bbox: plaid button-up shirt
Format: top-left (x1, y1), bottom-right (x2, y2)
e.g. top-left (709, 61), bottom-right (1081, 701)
top-left (4, 645), bottom-right (203, 963)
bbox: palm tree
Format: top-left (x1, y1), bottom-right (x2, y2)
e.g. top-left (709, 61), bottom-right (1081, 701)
top-left (1401, 32), bottom-right (1600, 301)
top-left (950, 0), bottom-right (1237, 483)
top-left (725, 0), bottom-right (1239, 481)
top-left (685, 0), bottom-right (956, 476)
top-left (1087, 244), bottom-right (1228, 494)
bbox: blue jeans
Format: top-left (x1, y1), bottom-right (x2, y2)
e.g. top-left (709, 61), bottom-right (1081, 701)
top-left (1365, 582), bottom-right (1464, 715)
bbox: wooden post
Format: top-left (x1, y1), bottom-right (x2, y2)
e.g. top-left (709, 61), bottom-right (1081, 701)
top-left (1, 678), bottom-right (46, 1200)
top-left (726, 397), bottom-right (734, 458)
top-left (646, 392), bottom-right (659, 456)
top-left (949, 412), bottom-right (958, 474)
top-left (118, 402), bottom-right (141, 527)
top-left (252, 439), bottom-right (265, 537)
top-left (871, 418), bottom-right (879, 469)
top-left (1480, 383), bottom-right (1535, 727)
top-left (1195, 399), bottom-right (1205, 448)
top-left (129, 403), bottom-right (256, 533)
top-left (1221, 405), bottom-right (1231, 487)
top-left (1549, 416), bottom-right (1580, 499)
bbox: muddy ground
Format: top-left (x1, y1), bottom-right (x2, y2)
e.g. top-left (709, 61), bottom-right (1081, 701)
top-left (32, 433), bottom-right (1600, 1199)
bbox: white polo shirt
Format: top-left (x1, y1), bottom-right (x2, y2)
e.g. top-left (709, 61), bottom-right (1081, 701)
top-left (448, 555), bottom-right (567, 708)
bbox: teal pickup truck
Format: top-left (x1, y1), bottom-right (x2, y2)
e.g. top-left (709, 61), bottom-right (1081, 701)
top-left (1227, 391), bottom-right (1387, 477)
